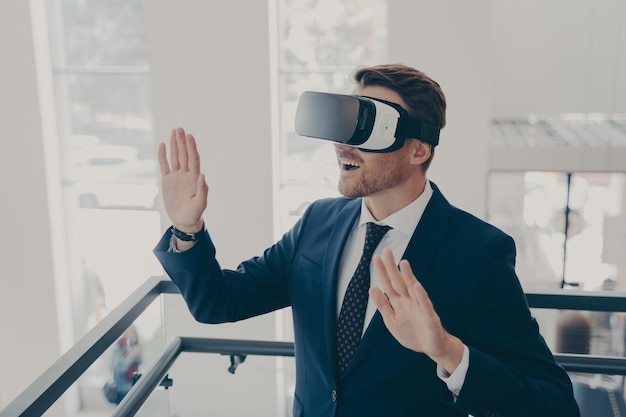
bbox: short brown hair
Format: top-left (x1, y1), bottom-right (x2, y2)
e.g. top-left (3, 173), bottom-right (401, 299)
top-left (352, 64), bottom-right (446, 170)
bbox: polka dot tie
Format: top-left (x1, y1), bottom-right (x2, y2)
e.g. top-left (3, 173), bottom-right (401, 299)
top-left (336, 222), bottom-right (392, 375)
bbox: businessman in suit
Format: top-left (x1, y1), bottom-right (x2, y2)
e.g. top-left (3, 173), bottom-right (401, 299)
top-left (154, 64), bottom-right (580, 416)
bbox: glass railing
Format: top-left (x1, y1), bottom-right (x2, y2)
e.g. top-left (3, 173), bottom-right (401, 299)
top-left (4, 278), bottom-right (626, 416)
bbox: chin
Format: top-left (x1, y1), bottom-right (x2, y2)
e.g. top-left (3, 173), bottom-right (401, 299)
top-left (338, 185), bottom-right (363, 199)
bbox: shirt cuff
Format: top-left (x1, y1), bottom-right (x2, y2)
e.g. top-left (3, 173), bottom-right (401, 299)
top-left (437, 344), bottom-right (469, 398)
top-left (168, 234), bottom-right (181, 253)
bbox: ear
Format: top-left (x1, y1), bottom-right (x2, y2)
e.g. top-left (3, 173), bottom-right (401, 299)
top-left (408, 139), bottom-right (431, 165)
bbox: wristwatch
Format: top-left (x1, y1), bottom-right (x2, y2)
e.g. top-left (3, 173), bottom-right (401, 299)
top-left (170, 223), bottom-right (205, 242)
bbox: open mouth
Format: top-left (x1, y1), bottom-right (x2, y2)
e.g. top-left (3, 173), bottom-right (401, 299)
top-left (341, 159), bottom-right (362, 171)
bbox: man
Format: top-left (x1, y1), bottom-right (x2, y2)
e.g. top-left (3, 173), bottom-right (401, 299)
top-left (154, 64), bottom-right (580, 416)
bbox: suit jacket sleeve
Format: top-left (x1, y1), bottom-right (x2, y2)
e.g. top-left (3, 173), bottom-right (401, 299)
top-left (153, 219), bottom-right (303, 323)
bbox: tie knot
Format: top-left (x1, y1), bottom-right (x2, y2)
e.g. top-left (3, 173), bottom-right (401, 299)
top-left (364, 222), bottom-right (391, 256)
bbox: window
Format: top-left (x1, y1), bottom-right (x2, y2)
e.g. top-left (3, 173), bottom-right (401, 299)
top-left (488, 170), bottom-right (625, 290)
top-left (274, 0), bottom-right (388, 232)
top-left (36, 0), bottom-right (164, 413)
top-left (487, 115), bottom-right (626, 291)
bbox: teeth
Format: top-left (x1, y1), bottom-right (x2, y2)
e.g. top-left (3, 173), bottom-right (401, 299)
top-left (341, 159), bottom-right (361, 168)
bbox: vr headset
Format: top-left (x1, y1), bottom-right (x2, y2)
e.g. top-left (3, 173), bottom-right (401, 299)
top-left (294, 91), bottom-right (440, 153)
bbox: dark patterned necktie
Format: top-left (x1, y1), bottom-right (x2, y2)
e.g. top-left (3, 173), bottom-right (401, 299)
top-left (336, 222), bottom-right (392, 374)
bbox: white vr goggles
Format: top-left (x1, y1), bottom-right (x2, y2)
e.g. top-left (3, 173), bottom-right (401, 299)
top-left (294, 91), bottom-right (440, 153)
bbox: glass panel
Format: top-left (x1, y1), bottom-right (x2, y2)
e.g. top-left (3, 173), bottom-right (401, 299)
top-left (487, 171), bottom-right (569, 289)
top-left (57, 0), bottom-right (149, 67)
top-left (564, 173), bottom-right (623, 291)
top-left (487, 171), bottom-right (626, 291)
top-left (77, 309), bottom-right (166, 415)
top-left (42, 0), bottom-right (160, 414)
top-left (39, 301), bottom-right (166, 417)
top-left (166, 353), bottom-right (296, 417)
top-left (57, 72), bottom-right (153, 162)
top-left (276, 0), bottom-right (388, 233)
top-left (133, 385), bottom-right (170, 417)
top-left (278, 0), bottom-right (387, 70)
top-left (64, 208), bottom-right (162, 328)
top-left (535, 309), bottom-right (626, 417)
top-left (571, 374), bottom-right (626, 417)
top-left (45, 0), bottom-right (159, 325)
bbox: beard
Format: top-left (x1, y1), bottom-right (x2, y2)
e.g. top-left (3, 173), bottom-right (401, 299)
top-left (338, 153), bottom-right (410, 198)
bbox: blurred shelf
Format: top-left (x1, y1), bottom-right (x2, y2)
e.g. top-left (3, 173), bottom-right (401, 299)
top-left (489, 114), bottom-right (626, 172)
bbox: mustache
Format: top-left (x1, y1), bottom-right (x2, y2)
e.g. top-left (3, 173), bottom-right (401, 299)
top-left (335, 148), bottom-right (363, 163)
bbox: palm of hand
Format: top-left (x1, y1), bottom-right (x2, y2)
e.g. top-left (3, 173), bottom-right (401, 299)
top-left (161, 169), bottom-right (206, 230)
top-left (157, 128), bottom-right (208, 232)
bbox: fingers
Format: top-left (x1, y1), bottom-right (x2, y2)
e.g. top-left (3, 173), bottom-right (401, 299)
top-left (397, 260), bottom-right (435, 314)
top-left (187, 133), bottom-right (201, 174)
top-left (379, 248), bottom-right (411, 297)
top-left (157, 142), bottom-right (170, 176)
top-left (176, 128), bottom-right (189, 171)
top-left (409, 276), bottom-right (435, 314)
top-left (164, 128), bottom-right (200, 173)
top-left (398, 259), bottom-right (419, 299)
top-left (169, 129), bottom-right (180, 170)
top-left (374, 249), bottom-right (430, 308)
top-left (373, 255), bottom-right (399, 298)
top-left (369, 287), bottom-right (395, 319)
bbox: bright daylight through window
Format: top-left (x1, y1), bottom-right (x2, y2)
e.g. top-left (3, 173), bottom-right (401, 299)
top-left (38, 0), bottom-right (164, 414)
top-left (275, 0), bottom-right (389, 233)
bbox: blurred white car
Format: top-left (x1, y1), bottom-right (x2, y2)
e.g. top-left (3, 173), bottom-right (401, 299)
top-left (70, 159), bottom-right (159, 210)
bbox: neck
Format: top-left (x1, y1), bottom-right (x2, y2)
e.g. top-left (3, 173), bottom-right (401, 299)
top-left (365, 178), bottom-right (427, 221)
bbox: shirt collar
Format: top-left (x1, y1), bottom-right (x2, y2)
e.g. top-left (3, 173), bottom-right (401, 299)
top-left (358, 180), bottom-right (433, 237)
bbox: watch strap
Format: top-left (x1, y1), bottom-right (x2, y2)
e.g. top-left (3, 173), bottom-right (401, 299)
top-left (171, 223), bottom-right (205, 242)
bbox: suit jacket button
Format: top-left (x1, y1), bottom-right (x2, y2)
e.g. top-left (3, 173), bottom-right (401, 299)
top-left (331, 390), bottom-right (337, 402)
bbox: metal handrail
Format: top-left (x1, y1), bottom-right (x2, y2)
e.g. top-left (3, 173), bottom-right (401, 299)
top-left (555, 353), bottom-right (626, 376)
top-left (113, 337), bottom-right (295, 417)
top-left (526, 289), bottom-right (626, 312)
top-left (0, 276), bottom-right (178, 417)
top-left (3, 277), bottom-right (626, 416)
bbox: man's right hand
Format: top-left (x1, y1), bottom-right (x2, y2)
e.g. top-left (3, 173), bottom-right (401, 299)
top-left (157, 127), bottom-right (208, 234)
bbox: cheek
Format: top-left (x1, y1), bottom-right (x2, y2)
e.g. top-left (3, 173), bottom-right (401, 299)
top-left (373, 153), bottom-right (403, 169)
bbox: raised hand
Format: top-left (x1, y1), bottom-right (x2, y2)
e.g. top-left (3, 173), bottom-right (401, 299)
top-left (157, 127), bottom-right (208, 233)
top-left (369, 248), bottom-right (464, 374)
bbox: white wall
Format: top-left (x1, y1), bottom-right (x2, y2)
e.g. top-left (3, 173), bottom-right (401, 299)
top-left (388, 0), bottom-right (493, 217)
top-left (0, 1), bottom-right (64, 414)
top-left (389, 0), bottom-right (626, 217)
top-left (492, 0), bottom-right (626, 118)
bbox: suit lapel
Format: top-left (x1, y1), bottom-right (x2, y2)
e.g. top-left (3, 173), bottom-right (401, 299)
top-left (321, 198), bottom-right (361, 379)
top-left (401, 182), bottom-right (454, 282)
top-left (342, 182), bottom-right (454, 378)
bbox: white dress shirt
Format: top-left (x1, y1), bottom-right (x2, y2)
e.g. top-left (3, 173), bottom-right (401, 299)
top-left (335, 180), bottom-right (469, 397)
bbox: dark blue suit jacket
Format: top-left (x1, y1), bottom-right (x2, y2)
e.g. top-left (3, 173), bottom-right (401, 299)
top-left (154, 182), bottom-right (580, 417)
